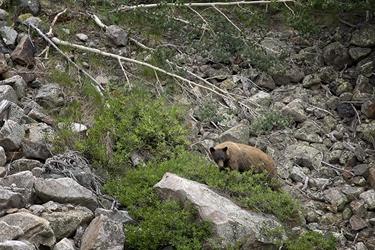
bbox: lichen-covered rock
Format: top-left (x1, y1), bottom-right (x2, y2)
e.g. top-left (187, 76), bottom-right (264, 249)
top-left (350, 23), bottom-right (375, 47)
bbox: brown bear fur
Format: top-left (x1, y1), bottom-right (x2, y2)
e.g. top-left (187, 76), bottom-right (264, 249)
top-left (210, 141), bottom-right (280, 191)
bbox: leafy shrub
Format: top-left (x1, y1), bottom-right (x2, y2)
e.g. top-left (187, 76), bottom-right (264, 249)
top-left (78, 86), bottom-right (190, 172)
top-left (285, 0), bottom-right (374, 33)
top-left (194, 99), bottom-right (225, 124)
top-left (103, 152), bottom-right (213, 250)
top-left (250, 108), bottom-right (294, 135)
top-left (285, 230), bottom-right (337, 250)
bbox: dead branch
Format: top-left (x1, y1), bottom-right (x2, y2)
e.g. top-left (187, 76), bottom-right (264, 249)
top-left (116, 0), bottom-right (295, 12)
top-left (23, 20), bottom-right (105, 96)
top-left (321, 161), bottom-right (355, 176)
top-left (90, 13), bottom-right (259, 118)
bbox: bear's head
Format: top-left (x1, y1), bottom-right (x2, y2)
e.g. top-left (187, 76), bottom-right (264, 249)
top-left (210, 146), bottom-right (228, 170)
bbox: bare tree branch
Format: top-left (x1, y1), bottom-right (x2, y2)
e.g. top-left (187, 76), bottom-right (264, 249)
top-left (115, 0), bottom-right (295, 12)
top-left (23, 20), bottom-right (105, 96)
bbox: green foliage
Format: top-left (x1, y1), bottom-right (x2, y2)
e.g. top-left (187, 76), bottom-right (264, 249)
top-left (194, 99), bottom-right (226, 124)
top-left (104, 150), bottom-right (300, 249)
top-left (285, 0), bottom-right (374, 33)
top-left (201, 169), bottom-right (300, 223)
top-left (285, 230), bottom-right (337, 250)
top-left (78, 86), bottom-right (189, 171)
top-left (104, 152), bottom-right (213, 250)
top-left (250, 108), bottom-right (294, 135)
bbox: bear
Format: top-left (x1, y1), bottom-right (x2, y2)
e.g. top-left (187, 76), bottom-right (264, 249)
top-left (210, 141), bottom-right (280, 191)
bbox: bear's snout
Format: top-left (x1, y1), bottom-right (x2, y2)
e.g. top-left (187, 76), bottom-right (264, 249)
top-left (216, 159), bottom-right (225, 170)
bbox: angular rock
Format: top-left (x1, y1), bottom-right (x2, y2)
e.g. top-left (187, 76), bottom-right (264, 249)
top-left (76, 33), bottom-right (88, 42)
top-left (350, 23), bottom-right (375, 47)
top-left (0, 26), bottom-right (17, 48)
top-left (249, 91), bottom-right (271, 106)
top-left (27, 108), bottom-right (55, 125)
top-left (356, 52), bottom-right (375, 77)
top-left (106, 25), bottom-right (128, 47)
top-left (0, 85), bottom-right (18, 104)
top-left (7, 101), bottom-right (28, 124)
top-left (0, 53), bottom-right (11, 74)
top-left (349, 47), bottom-right (372, 62)
top-left (323, 188), bottom-right (348, 211)
top-left (281, 99), bottom-right (307, 123)
top-left (34, 177), bottom-right (98, 212)
top-left (0, 146), bottom-right (5, 166)
top-left (335, 78), bottom-right (353, 96)
top-left (10, 159), bottom-right (42, 174)
top-left (367, 168), bottom-right (375, 190)
top-left (154, 172), bottom-right (284, 249)
top-left (0, 9), bottom-right (9, 20)
top-left (95, 208), bottom-right (133, 224)
top-left (11, 36), bottom-right (36, 69)
top-left (0, 221), bottom-right (23, 241)
top-left (0, 211), bottom-right (55, 247)
top-left (323, 42), bottom-right (352, 70)
top-left (297, 46), bottom-right (324, 70)
top-left (349, 215), bottom-right (368, 231)
top-left (41, 206), bottom-right (94, 240)
top-left (290, 166), bottom-right (307, 183)
top-left (356, 121), bottom-right (375, 144)
top-left (350, 199), bottom-right (366, 218)
top-left (359, 189), bottom-right (375, 210)
top-left (352, 75), bottom-right (373, 101)
top-left (18, 0), bottom-right (41, 15)
top-left (80, 215), bottom-right (125, 250)
top-left (217, 122), bottom-right (250, 145)
top-left (254, 73), bottom-right (276, 90)
top-left (21, 123), bottom-right (54, 160)
top-left (0, 75), bottom-right (27, 100)
top-left (35, 83), bottom-right (64, 108)
top-left (302, 73), bottom-right (321, 88)
top-left (284, 144), bottom-right (320, 169)
top-left (318, 66), bottom-right (338, 84)
top-left (0, 240), bottom-right (33, 250)
top-left (53, 238), bottom-right (75, 250)
top-left (0, 120), bottom-right (25, 151)
top-left (352, 164), bottom-right (370, 178)
top-left (0, 188), bottom-right (24, 214)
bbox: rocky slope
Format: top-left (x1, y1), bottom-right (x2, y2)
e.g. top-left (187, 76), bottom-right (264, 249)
top-left (0, 0), bottom-right (375, 249)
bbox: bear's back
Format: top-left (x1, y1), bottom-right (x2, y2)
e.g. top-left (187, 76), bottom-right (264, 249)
top-left (215, 141), bottom-right (276, 178)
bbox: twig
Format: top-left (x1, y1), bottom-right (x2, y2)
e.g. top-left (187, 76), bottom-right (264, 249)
top-left (47, 8), bottom-right (67, 37)
top-left (90, 13), bottom-right (153, 51)
top-left (23, 20), bottom-right (105, 96)
top-left (187, 6), bottom-right (213, 34)
top-left (350, 103), bottom-right (361, 125)
top-left (212, 5), bottom-right (241, 32)
top-left (321, 161), bottom-right (355, 176)
top-left (115, 0), bottom-right (296, 12)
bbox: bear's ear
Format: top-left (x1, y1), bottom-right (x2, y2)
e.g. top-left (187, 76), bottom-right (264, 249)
top-left (223, 147), bottom-right (228, 152)
top-left (210, 147), bottom-right (215, 153)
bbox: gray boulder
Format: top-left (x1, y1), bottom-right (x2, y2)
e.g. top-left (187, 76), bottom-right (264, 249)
top-left (0, 120), bottom-right (25, 152)
top-left (154, 172), bottom-right (285, 249)
top-left (0, 211), bottom-right (55, 248)
top-left (34, 177), bottom-right (98, 212)
top-left (80, 214), bottom-right (125, 250)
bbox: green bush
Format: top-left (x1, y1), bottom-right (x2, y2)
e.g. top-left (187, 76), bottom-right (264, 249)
top-left (285, 230), bottom-right (337, 250)
top-left (78, 86), bottom-right (189, 172)
top-left (103, 152), bottom-right (213, 250)
top-left (250, 108), bottom-right (294, 135)
top-left (285, 0), bottom-right (374, 33)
